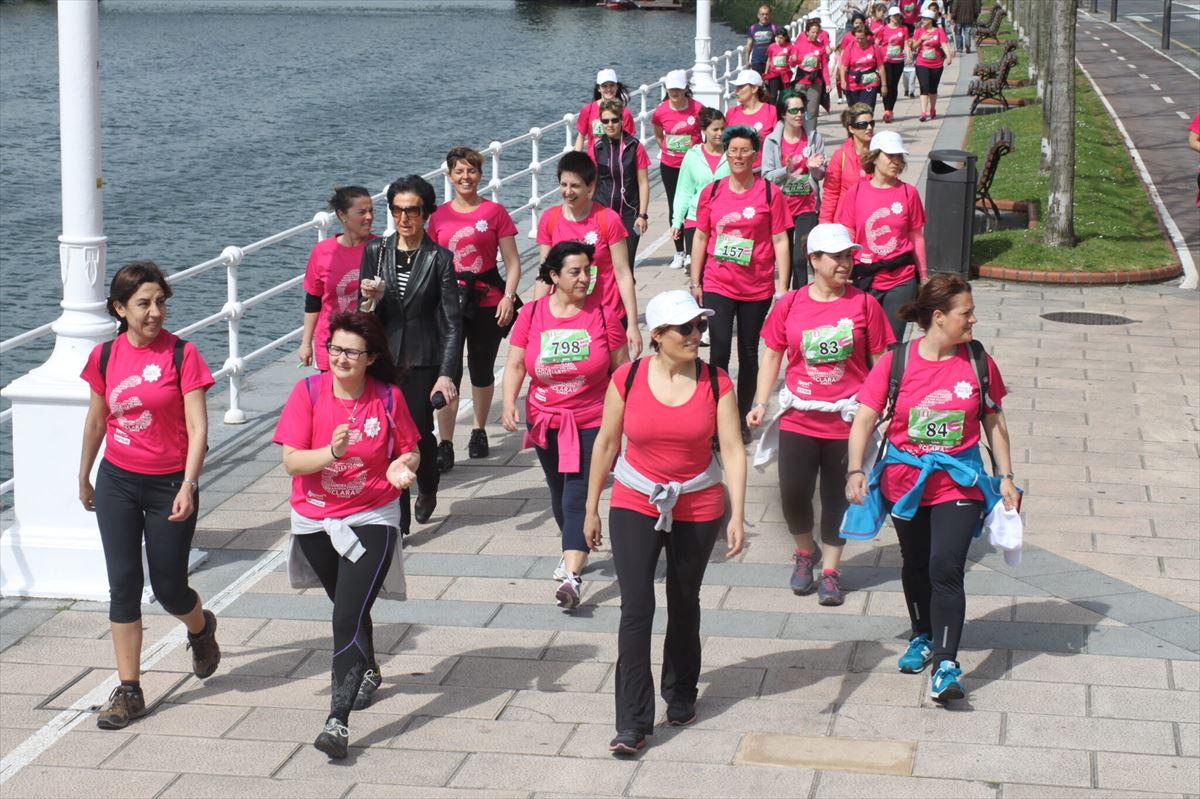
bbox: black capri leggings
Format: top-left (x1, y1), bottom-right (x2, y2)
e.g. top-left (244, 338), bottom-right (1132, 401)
top-left (94, 459), bottom-right (200, 624)
top-left (883, 62), bottom-right (904, 111)
top-left (790, 211), bottom-right (819, 289)
top-left (703, 291), bottom-right (772, 425)
top-left (298, 523), bottom-right (396, 724)
top-left (452, 309), bottom-right (506, 390)
top-left (916, 65), bottom-right (944, 95)
top-left (870, 276), bottom-right (919, 341)
top-left (890, 499), bottom-right (983, 666)
top-left (778, 431), bottom-right (848, 548)
top-left (660, 164), bottom-right (684, 255)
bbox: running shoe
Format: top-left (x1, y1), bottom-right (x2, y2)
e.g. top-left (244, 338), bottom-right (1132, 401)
top-left (555, 574), bottom-right (582, 610)
top-left (790, 549), bottom-right (817, 595)
top-left (919, 114), bottom-right (928, 123)
top-left (186, 609), bottom-right (221, 679)
top-left (670, 252), bottom-right (686, 270)
top-left (609, 729), bottom-right (646, 756)
top-left (353, 667), bottom-right (382, 711)
top-left (314, 717), bottom-right (349, 759)
top-left (882, 110), bottom-right (893, 123)
top-left (96, 684), bottom-right (147, 730)
top-left (684, 254), bottom-right (692, 268)
top-left (930, 108), bottom-right (937, 119)
top-left (817, 569), bottom-right (844, 606)
top-left (436, 440), bottom-right (455, 472)
top-left (468, 428), bottom-right (489, 459)
top-left (897, 633), bottom-right (933, 674)
top-left (666, 699), bottom-right (697, 726)
top-left (552, 556), bottom-right (569, 582)
top-left (930, 659), bottom-right (965, 703)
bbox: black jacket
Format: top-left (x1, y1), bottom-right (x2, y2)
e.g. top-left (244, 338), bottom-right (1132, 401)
top-left (594, 132), bottom-right (644, 220)
top-left (359, 232), bottom-right (462, 377)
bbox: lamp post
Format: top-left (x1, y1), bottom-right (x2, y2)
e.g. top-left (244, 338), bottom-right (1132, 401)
top-left (690, 0), bottom-right (723, 108)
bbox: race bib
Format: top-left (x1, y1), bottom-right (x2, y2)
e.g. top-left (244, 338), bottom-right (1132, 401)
top-left (921, 47), bottom-right (938, 60)
top-left (860, 71), bottom-right (879, 85)
top-left (592, 119), bottom-right (603, 138)
top-left (666, 134), bottom-right (692, 154)
top-left (907, 408), bottom-right (965, 446)
top-left (801, 54), bottom-right (819, 69)
top-left (902, 2), bottom-right (915, 11)
top-left (782, 173), bottom-right (812, 197)
top-left (802, 321), bottom-right (853, 364)
top-left (540, 329), bottom-right (590, 364)
top-left (587, 264), bottom-right (598, 295)
top-left (773, 55), bottom-right (787, 67)
top-left (887, 44), bottom-right (902, 58)
top-left (713, 233), bottom-right (753, 266)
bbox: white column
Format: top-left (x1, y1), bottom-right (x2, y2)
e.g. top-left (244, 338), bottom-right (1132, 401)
top-left (690, 0), bottom-right (723, 109)
top-left (0, 0), bottom-right (116, 600)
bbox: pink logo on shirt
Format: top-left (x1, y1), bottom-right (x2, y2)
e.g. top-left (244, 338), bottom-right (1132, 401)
top-left (803, 359), bottom-right (847, 385)
top-left (865, 203), bottom-right (902, 257)
top-left (109, 375), bottom-right (152, 433)
top-left (335, 269), bottom-right (360, 312)
top-left (534, 361), bottom-right (586, 396)
top-left (321, 457), bottom-right (366, 498)
top-left (447, 225), bottom-right (485, 273)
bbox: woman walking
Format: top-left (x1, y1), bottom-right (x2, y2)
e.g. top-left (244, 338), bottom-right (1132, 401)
top-left (844, 275), bottom-right (1019, 703)
top-left (878, 7), bottom-right (909, 123)
top-left (585, 289), bottom-right (746, 755)
top-left (725, 70), bottom-right (777, 171)
top-left (652, 70), bottom-right (705, 270)
top-left (793, 18), bottom-right (829, 125)
top-left (912, 8), bottom-right (954, 121)
top-left (274, 311), bottom-right (421, 757)
top-left (575, 68), bottom-right (636, 155)
top-left (763, 28), bottom-right (796, 102)
top-left (669, 107), bottom-right (729, 268)
top-left (762, 90), bottom-right (827, 288)
top-left (501, 242), bottom-right (628, 608)
top-left (746, 224), bottom-right (893, 606)
top-left (839, 24), bottom-right (887, 113)
top-left (79, 261), bottom-right (220, 729)
top-left (594, 98), bottom-right (651, 267)
top-left (818, 104), bottom-right (873, 224)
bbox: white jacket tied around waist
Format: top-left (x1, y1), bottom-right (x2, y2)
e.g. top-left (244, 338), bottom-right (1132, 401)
top-left (612, 455), bottom-right (724, 532)
top-left (753, 385), bottom-right (860, 468)
top-left (288, 503), bottom-right (407, 599)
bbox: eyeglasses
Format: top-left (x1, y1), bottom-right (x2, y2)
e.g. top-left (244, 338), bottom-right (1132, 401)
top-left (325, 343), bottom-right (371, 361)
top-left (726, 147), bottom-right (755, 156)
top-left (600, 117), bottom-right (622, 124)
top-left (669, 319), bottom-right (708, 336)
top-left (390, 205), bottom-right (423, 217)
top-left (849, 120), bottom-right (875, 130)
top-left (785, 106), bottom-right (804, 115)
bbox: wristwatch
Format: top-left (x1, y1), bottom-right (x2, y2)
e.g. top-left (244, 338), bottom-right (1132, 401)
top-left (183, 478), bottom-right (199, 491)
top-left (997, 473), bottom-right (1015, 481)
top-left (638, 213), bottom-right (649, 220)
top-left (504, 292), bottom-right (518, 302)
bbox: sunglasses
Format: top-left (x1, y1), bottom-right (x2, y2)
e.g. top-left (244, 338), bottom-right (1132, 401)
top-left (785, 106), bottom-right (805, 115)
top-left (670, 319), bottom-right (708, 336)
top-left (390, 204), bottom-right (423, 217)
top-left (600, 117), bottom-right (622, 124)
top-left (849, 120), bottom-right (876, 130)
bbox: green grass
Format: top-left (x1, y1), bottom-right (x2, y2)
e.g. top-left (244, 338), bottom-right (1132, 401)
top-left (966, 71), bottom-right (1175, 272)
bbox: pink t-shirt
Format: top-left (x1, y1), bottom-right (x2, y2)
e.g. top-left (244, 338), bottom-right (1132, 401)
top-left (836, 180), bottom-right (926, 291)
top-left (764, 43), bottom-right (795, 82)
top-left (510, 293), bottom-right (625, 431)
top-left (652, 98), bottom-right (704, 170)
top-left (857, 340), bottom-right (1007, 506)
top-left (695, 176), bottom-right (793, 301)
top-left (725, 103), bottom-right (778, 169)
top-left (879, 24), bottom-right (908, 63)
top-left (536, 204), bottom-right (628, 319)
top-left (914, 26), bottom-right (948, 68)
top-left (304, 235), bottom-right (371, 371)
top-left (273, 373), bottom-right (421, 520)
top-left (779, 135), bottom-right (819, 217)
top-left (869, 19), bottom-right (886, 39)
top-left (761, 286), bottom-right (894, 439)
top-left (793, 37), bottom-right (827, 83)
top-left (844, 41), bottom-right (885, 90)
top-left (610, 360), bottom-right (733, 522)
top-left (80, 331), bottom-right (215, 475)
top-left (427, 199), bottom-right (518, 308)
top-left (577, 102), bottom-right (636, 155)
top-left (900, 0), bottom-right (920, 25)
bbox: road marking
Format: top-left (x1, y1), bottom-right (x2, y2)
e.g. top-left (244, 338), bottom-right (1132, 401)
top-left (1150, 83), bottom-right (1161, 90)
top-left (0, 548), bottom-right (287, 785)
top-left (1179, 111), bottom-right (1191, 119)
top-left (1102, 16), bottom-right (1200, 77)
top-left (1127, 15), bottom-right (1150, 22)
top-left (1164, 96), bottom-right (1176, 103)
top-left (1092, 35), bottom-right (1101, 40)
top-left (1127, 63), bottom-right (1138, 68)
top-left (1076, 61), bottom-right (1197, 290)
top-left (1130, 19), bottom-right (1200, 56)
top-left (1117, 56), bottom-right (1127, 61)
top-left (1139, 73), bottom-right (1150, 79)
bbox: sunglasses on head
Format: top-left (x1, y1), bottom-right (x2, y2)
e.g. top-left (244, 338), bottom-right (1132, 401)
top-left (669, 319), bottom-right (708, 336)
top-left (849, 120), bottom-right (875, 130)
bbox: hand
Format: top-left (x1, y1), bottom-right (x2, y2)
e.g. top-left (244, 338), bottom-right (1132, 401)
top-left (495, 296), bottom-right (516, 328)
top-left (431, 376), bottom-right (457, 405)
top-left (807, 152), bottom-right (827, 171)
top-left (298, 341), bottom-right (313, 367)
top-left (584, 511), bottom-right (604, 551)
top-left (360, 277), bottom-right (385, 302)
top-left (386, 452), bottom-right (419, 490)
top-left (746, 404), bottom-right (766, 429)
top-left (670, 227), bottom-right (681, 241)
top-left (881, 85), bottom-right (889, 97)
top-left (690, 284), bottom-right (704, 304)
top-left (1000, 477), bottom-right (1020, 511)
top-left (724, 518), bottom-right (745, 558)
top-left (168, 482), bottom-right (195, 522)
top-left (634, 217), bottom-right (648, 236)
top-left (845, 472), bottom-right (868, 505)
top-left (501, 403), bottom-right (520, 433)
top-left (330, 423), bottom-right (350, 459)
top-left (79, 479), bottom-right (96, 512)
top-left (626, 326), bottom-right (643, 360)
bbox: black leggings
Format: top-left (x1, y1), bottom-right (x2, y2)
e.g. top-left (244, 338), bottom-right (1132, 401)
top-left (452, 309), bottom-right (505, 390)
top-left (661, 165), bottom-right (683, 254)
top-left (916, 65), bottom-right (944, 95)
top-left (703, 291), bottom-right (771, 425)
top-left (94, 459), bottom-right (200, 624)
top-left (869, 276), bottom-right (919, 341)
top-left (620, 211), bottom-right (642, 267)
top-left (531, 425), bottom-right (599, 554)
top-left (845, 87), bottom-right (879, 113)
top-left (682, 227), bottom-right (696, 258)
top-left (610, 507), bottom-right (721, 733)
top-left (883, 62), bottom-right (904, 111)
top-left (298, 524), bottom-right (396, 724)
top-left (778, 431), bottom-right (848, 548)
top-left (789, 211), bottom-right (819, 289)
top-left (891, 499), bottom-right (983, 666)
top-left (398, 366), bottom-right (441, 527)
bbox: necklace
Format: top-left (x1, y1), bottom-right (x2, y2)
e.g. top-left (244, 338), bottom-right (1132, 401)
top-left (335, 393), bottom-right (361, 424)
top-left (396, 248), bottom-right (416, 269)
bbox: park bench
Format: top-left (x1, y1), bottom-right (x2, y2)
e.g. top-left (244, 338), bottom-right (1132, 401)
top-left (975, 126), bottom-right (1016, 228)
top-left (973, 41), bottom-right (1019, 79)
top-left (968, 51), bottom-right (1019, 113)
top-left (974, 5), bottom-right (1007, 46)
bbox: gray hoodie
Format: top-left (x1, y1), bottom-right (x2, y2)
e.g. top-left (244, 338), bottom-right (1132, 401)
top-left (761, 120), bottom-right (827, 214)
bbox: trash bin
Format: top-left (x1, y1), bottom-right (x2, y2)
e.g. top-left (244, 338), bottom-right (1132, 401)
top-left (924, 149), bottom-right (978, 280)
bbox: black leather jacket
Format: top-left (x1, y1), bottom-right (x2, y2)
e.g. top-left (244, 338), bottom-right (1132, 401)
top-left (359, 232), bottom-right (462, 377)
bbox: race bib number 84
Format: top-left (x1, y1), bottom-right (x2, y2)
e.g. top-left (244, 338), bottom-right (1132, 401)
top-left (907, 408), bottom-right (965, 446)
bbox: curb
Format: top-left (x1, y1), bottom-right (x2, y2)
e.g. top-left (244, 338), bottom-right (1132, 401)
top-left (977, 262), bottom-right (1183, 284)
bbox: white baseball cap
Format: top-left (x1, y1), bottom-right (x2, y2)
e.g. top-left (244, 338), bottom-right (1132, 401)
top-left (920, 8), bottom-right (936, 19)
top-left (806, 223), bottom-right (863, 255)
top-left (733, 68), bottom-right (764, 87)
top-left (887, 5), bottom-right (902, 16)
top-left (869, 129), bottom-right (909, 155)
top-left (665, 69), bottom-right (689, 90)
top-left (596, 68), bottom-right (619, 85)
top-left (644, 289), bottom-right (715, 331)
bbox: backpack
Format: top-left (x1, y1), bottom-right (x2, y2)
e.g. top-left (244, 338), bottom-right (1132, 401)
top-left (99, 337), bottom-right (187, 390)
top-left (624, 357), bottom-right (721, 446)
top-left (708, 175), bottom-right (774, 208)
top-left (305, 375), bottom-right (398, 458)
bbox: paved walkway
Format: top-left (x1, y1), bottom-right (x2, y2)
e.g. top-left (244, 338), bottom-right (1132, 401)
top-left (1, 52), bottom-right (1198, 799)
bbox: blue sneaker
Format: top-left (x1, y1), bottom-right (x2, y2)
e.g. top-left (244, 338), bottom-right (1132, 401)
top-left (897, 633), bottom-right (933, 674)
top-left (930, 660), bottom-right (965, 703)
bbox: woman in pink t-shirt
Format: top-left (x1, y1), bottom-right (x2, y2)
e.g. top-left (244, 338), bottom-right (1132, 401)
top-left (574, 68), bottom-right (637, 155)
top-left (878, 9), bottom-right (909, 123)
top-left (836, 129), bottom-right (927, 340)
top-left (274, 311), bottom-right (421, 758)
top-left (584, 290), bottom-right (746, 755)
top-left (501, 241), bottom-right (628, 610)
top-left (763, 29), bottom-right (796, 103)
top-left (845, 275), bottom-right (1018, 704)
top-left (793, 18), bottom-right (830, 124)
top-left (838, 25), bottom-right (887, 114)
top-left (819, 103), bottom-right (874, 224)
top-left (747, 223), bottom-right (894, 606)
top-left (912, 9), bottom-right (954, 121)
top-left (299, 186), bottom-right (376, 371)
top-left (427, 146), bottom-right (523, 469)
top-left (78, 262), bottom-right (219, 730)
top-left (725, 69), bottom-right (778, 170)
top-left (690, 124), bottom-right (793, 442)
top-left (652, 70), bottom-right (705, 269)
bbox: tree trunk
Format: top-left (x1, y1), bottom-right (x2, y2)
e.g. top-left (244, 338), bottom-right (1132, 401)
top-left (1039, 0), bottom-right (1055, 174)
top-left (1043, 0), bottom-right (1076, 247)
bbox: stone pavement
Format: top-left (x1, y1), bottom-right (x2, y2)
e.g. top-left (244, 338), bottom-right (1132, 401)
top-left (1, 53), bottom-right (1198, 799)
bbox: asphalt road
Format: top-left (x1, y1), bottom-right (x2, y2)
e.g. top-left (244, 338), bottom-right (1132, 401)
top-left (1081, 0), bottom-right (1200, 76)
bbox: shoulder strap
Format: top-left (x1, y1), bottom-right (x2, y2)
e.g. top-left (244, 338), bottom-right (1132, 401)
top-left (763, 178), bottom-right (773, 208)
top-left (305, 374), bottom-right (320, 406)
top-left (624, 357), bottom-right (643, 398)
top-left (173, 338), bottom-right (187, 389)
top-left (709, 178), bottom-right (721, 202)
top-left (704, 360), bottom-right (719, 407)
top-left (966, 339), bottom-right (994, 416)
top-left (884, 339), bottom-right (910, 423)
top-left (99, 340), bottom-right (114, 388)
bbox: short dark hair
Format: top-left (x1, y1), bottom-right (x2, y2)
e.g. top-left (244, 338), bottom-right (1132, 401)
top-left (327, 186), bottom-right (370, 215)
top-left (775, 89), bottom-right (806, 120)
top-left (386, 174), bottom-right (437, 217)
top-left (557, 151), bottom-right (597, 186)
top-left (591, 81), bottom-right (630, 104)
top-left (898, 274), bottom-right (973, 330)
top-left (699, 106), bottom-right (725, 130)
top-left (106, 261), bottom-right (172, 333)
top-left (722, 124), bottom-right (761, 152)
top-left (327, 310), bottom-right (398, 385)
top-left (538, 240), bottom-right (595, 285)
top-left (446, 146), bottom-right (484, 173)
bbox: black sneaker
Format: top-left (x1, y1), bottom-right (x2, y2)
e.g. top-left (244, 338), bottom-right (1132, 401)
top-left (353, 667), bottom-right (382, 711)
top-left (468, 428), bottom-right (489, 459)
top-left (96, 684), bottom-right (148, 730)
top-left (666, 699), bottom-right (697, 726)
top-left (186, 609), bottom-right (221, 679)
top-left (414, 492), bottom-right (437, 524)
top-left (436, 440), bottom-right (455, 472)
top-left (608, 729), bottom-right (646, 756)
top-left (314, 717), bottom-right (348, 759)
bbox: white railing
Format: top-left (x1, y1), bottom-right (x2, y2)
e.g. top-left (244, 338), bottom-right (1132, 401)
top-left (0, 15), bottom-right (821, 499)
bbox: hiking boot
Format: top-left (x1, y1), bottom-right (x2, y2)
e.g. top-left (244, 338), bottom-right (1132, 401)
top-left (790, 549), bottom-right (817, 595)
top-left (930, 660), bottom-right (965, 703)
top-left (666, 699), bottom-right (697, 726)
top-left (467, 428), bottom-right (489, 459)
top-left (555, 575), bottom-right (582, 610)
top-left (414, 492), bottom-right (437, 524)
top-left (436, 440), bottom-right (455, 472)
top-left (186, 609), bottom-right (221, 679)
top-left (817, 570), bottom-right (845, 606)
top-left (96, 684), bottom-right (148, 730)
top-left (353, 667), bottom-right (382, 711)
top-left (314, 717), bottom-right (349, 759)
top-left (897, 633), bottom-right (933, 674)
top-left (609, 729), bottom-right (646, 756)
